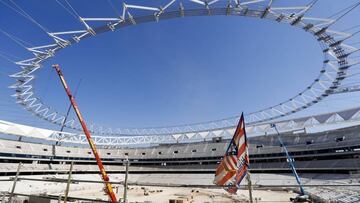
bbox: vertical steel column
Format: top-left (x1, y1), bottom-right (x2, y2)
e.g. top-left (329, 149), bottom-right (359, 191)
top-left (123, 158), bottom-right (129, 203)
top-left (53, 64), bottom-right (117, 202)
top-left (1, 192), bottom-right (5, 203)
top-left (64, 162), bottom-right (74, 203)
top-left (246, 172), bottom-right (254, 203)
top-left (8, 162), bottom-right (22, 203)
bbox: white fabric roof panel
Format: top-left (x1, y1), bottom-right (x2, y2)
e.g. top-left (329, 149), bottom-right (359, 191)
top-left (0, 120), bottom-right (53, 139)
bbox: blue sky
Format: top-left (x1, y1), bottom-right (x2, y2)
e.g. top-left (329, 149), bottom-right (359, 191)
top-left (1, 0), bottom-right (360, 130)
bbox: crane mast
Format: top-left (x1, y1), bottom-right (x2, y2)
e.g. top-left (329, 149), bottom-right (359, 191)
top-left (53, 64), bottom-right (118, 202)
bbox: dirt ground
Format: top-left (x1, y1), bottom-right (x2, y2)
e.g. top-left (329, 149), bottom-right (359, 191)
top-left (71, 185), bottom-right (295, 203)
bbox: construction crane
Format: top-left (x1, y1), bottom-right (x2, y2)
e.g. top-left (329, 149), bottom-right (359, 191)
top-left (53, 64), bottom-right (118, 202)
top-left (271, 124), bottom-right (310, 203)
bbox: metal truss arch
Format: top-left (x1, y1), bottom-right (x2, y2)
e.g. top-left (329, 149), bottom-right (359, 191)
top-left (9, 0), bottom-right (360, 138)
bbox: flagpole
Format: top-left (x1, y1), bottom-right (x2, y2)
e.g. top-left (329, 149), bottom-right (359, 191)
top-left (246, 171), bottom-right (254, 203)
top-left (242, 114), bottom-right (253, 203)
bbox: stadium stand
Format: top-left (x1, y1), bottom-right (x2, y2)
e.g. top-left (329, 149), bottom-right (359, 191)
top-left (0, 125), bottom-right (359, 175)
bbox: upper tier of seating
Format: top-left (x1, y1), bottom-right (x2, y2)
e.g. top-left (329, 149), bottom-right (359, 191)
top-left (0, 125), bottom-right (359, 161)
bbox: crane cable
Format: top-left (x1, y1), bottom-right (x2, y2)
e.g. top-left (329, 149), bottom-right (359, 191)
top-left (0, 0), bottom-right (50, 34)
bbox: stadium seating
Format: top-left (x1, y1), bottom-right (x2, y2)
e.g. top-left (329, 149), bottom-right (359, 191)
top-left (0, 125), bottom-right (359, 174)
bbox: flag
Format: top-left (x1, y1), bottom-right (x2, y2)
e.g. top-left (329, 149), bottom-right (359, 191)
top-left (214, 113), bottom-right (249, 194)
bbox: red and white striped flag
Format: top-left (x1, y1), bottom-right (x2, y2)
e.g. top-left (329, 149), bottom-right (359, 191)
top-left (214, 113), bottom-right (249, 194)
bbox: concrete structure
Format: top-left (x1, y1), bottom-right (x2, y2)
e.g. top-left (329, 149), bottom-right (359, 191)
top-left (0, 124), bottom-right (359, 175)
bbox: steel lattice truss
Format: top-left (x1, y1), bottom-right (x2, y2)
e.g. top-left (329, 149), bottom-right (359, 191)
top-left (2, 106), bottom-right (360, 146)
top-left (41, 106), bottom-right (360, 145)
top-left (9, 0), bottom-right (360, 138)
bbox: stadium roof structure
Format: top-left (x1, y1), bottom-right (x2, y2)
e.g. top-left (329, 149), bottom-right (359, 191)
top-left (6, 0), bottom-right (360, 138)
top-left (1, 107), bottom-right (360, 146)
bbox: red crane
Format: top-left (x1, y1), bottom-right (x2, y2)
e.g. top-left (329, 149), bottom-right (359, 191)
top-left (53, 64), bottom-right (118, 202)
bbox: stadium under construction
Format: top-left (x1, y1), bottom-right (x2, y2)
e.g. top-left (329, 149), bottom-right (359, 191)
top-left (0, 106), bottom-right (360, 202)
top-left (0, 0), bottom-right (360, 202)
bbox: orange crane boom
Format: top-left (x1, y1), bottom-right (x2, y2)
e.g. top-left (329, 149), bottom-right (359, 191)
top-left (53, 64), bottom-right (118, 202)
